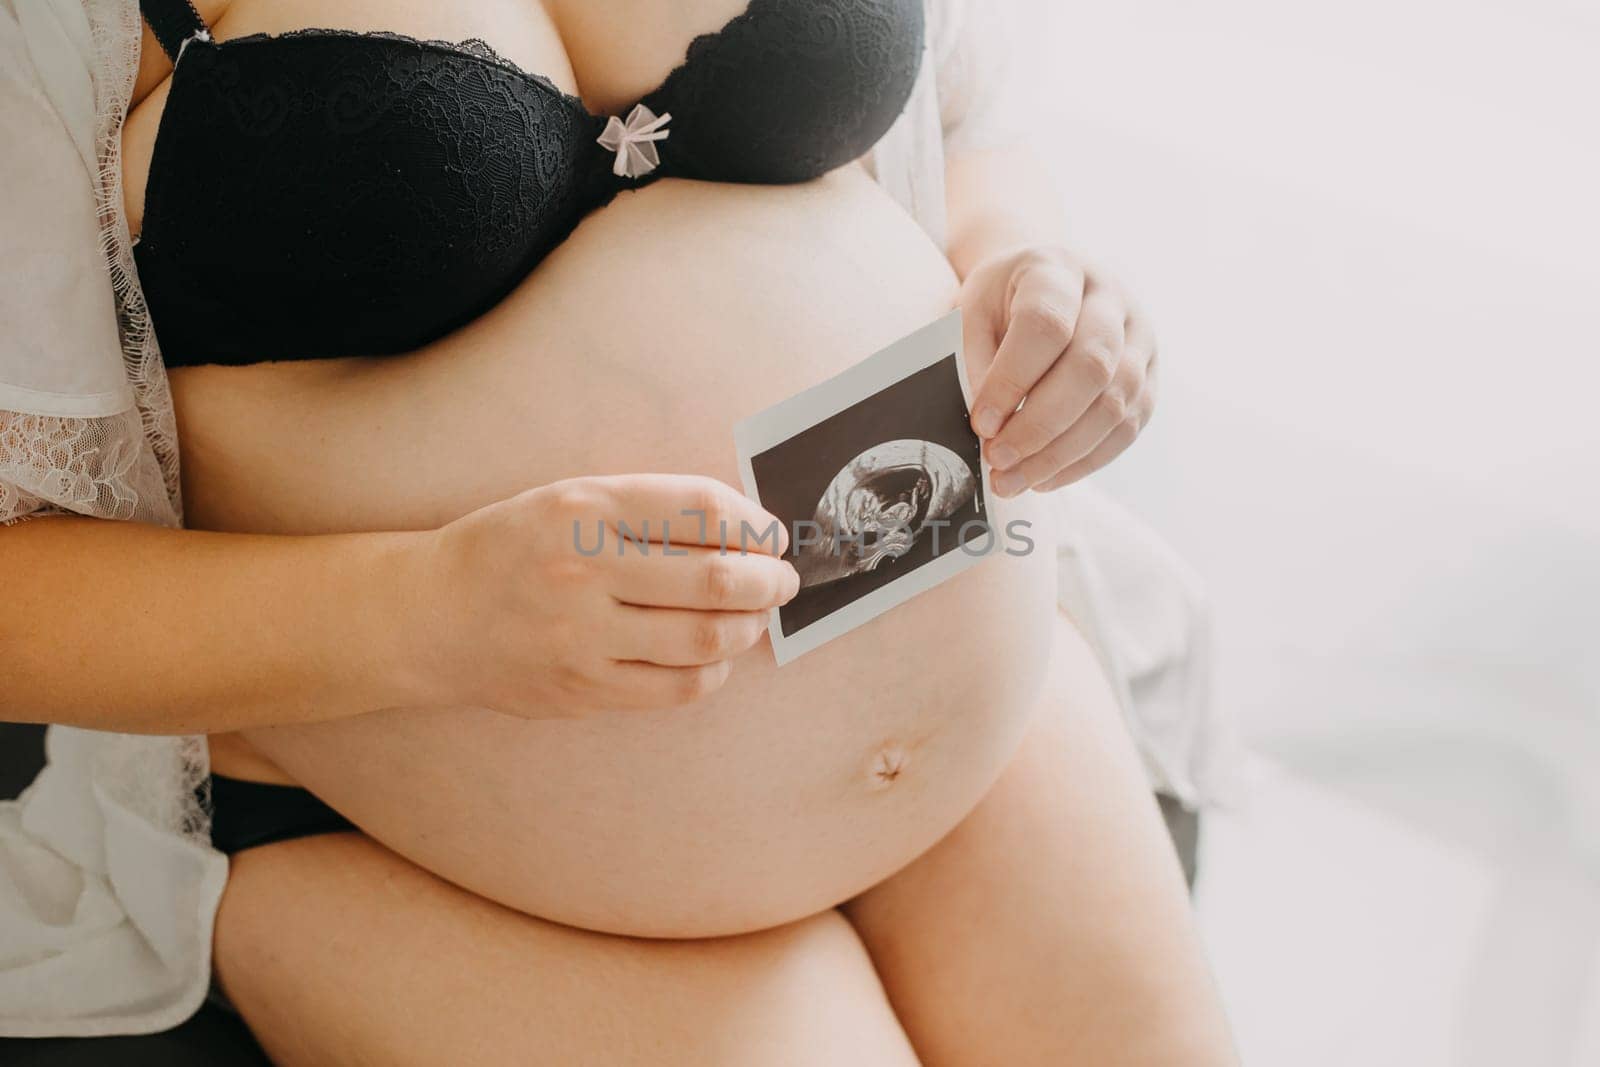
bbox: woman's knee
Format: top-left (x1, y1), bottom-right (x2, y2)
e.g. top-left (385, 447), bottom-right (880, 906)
top-left (666, 910), bottom-right (921, 1065)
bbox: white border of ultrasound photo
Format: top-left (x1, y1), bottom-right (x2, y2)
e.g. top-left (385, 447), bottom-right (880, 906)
top-left (733, 309), bottom-right (995, 666)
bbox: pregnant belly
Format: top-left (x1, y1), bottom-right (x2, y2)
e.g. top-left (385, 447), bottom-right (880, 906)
top-left (176, 167), bottom-right (1060, 937)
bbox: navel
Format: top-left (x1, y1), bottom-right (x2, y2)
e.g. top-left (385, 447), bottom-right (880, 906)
top-left (866, 743), bottom-right (910, 790)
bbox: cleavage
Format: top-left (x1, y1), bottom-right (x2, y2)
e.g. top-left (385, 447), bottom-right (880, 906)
top-left (542, 0), bottom-right (754, 116)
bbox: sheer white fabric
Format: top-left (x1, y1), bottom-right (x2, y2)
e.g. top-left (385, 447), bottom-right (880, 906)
top-left (0, 0), bottom-right (1232, 1038)
top-left (1, 0), bottom-right (224, 1039)
top-left (1, 0), bottom-right (180, 526)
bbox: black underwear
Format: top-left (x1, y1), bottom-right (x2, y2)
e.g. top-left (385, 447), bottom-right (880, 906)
top-left (208, 774), bottom-right (358, 855)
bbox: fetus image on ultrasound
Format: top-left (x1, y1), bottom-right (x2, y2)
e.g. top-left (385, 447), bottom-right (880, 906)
top-left (794, 438), bottom-right (978, 590)
top-left (739, 319), bottom-right (993, 658)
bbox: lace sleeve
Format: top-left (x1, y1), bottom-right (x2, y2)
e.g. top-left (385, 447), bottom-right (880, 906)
top-left (0, 0), bottom-right (180, 527)
top-left (0, 408), bottom-right (177, 524)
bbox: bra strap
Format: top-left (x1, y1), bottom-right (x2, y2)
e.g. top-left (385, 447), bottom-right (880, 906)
top-left (141, 0), bottom-right (209, 62)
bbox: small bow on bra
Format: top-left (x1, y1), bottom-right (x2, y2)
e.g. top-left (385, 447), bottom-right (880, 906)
top-left (597, 103), bottom-right (672, 178)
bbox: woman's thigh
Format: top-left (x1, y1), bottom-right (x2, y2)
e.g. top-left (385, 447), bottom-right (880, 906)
top-left (214, 833), bottom-right (919, 1066)
top-left (843, 612), bottom-right (1237, 1066)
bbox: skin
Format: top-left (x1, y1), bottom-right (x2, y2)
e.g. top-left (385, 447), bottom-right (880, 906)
top-left (213, 616), bottom-right (1233, 1066)
top-left (178, 169), bottom-right (1064, 941)
top-left (0, 0), bottom-right (1237, 1061)
top-left (0, 479), bottom-right (797, 731)
top-left (844, 616), bottom-right (1236, 1065)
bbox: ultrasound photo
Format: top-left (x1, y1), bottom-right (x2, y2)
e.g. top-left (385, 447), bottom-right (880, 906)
top-left (734, 310), bottom-right (995, 665)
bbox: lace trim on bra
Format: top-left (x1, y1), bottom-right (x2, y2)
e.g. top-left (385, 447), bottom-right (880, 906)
top-left (191, 0), bottom-right (790, 126)
top-left (209, 28), bottom-right (590, 116)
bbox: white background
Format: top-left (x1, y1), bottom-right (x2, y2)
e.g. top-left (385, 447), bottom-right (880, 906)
top-left (1023, 2), bottom-right (1599, 1063)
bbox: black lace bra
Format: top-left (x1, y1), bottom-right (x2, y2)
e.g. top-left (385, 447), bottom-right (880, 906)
top-left (133, 0), bottom-right (925, 367)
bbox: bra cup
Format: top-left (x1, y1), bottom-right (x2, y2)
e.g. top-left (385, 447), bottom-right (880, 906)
top-left (138, 34), bottom-right (602, 364)
top-left (645, 0), bottom-right (924, 184)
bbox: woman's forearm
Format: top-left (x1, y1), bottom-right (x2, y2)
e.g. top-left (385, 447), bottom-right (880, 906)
top-left (0, 475), bottom-right (800, 732)
top-left (944, 144), bottom-right (1067, 281)
top-left (0, 516), bottom-right (424, 734)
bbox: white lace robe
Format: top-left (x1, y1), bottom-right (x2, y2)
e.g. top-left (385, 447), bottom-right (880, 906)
top-left (0, 0), bottom-right (1232, 1036)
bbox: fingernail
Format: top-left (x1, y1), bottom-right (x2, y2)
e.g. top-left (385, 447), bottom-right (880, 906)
top-left (782, 565), bottom-right (801, 601)
top-left (974, 407), bottom-right (1003, 437)
top-left (993, 472), bottom-right (1023, 497)
top-left (988, 443), bottom-right (1018, 470)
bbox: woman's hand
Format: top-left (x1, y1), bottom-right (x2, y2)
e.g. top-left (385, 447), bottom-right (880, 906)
top-left (960, 246), bottom-right (1158, 496)
top-left (405, 475), bottom-right (799, 718)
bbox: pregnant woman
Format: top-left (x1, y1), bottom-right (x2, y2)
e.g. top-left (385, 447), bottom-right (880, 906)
top-left (2, 0), bottom-right (1234, 1062)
